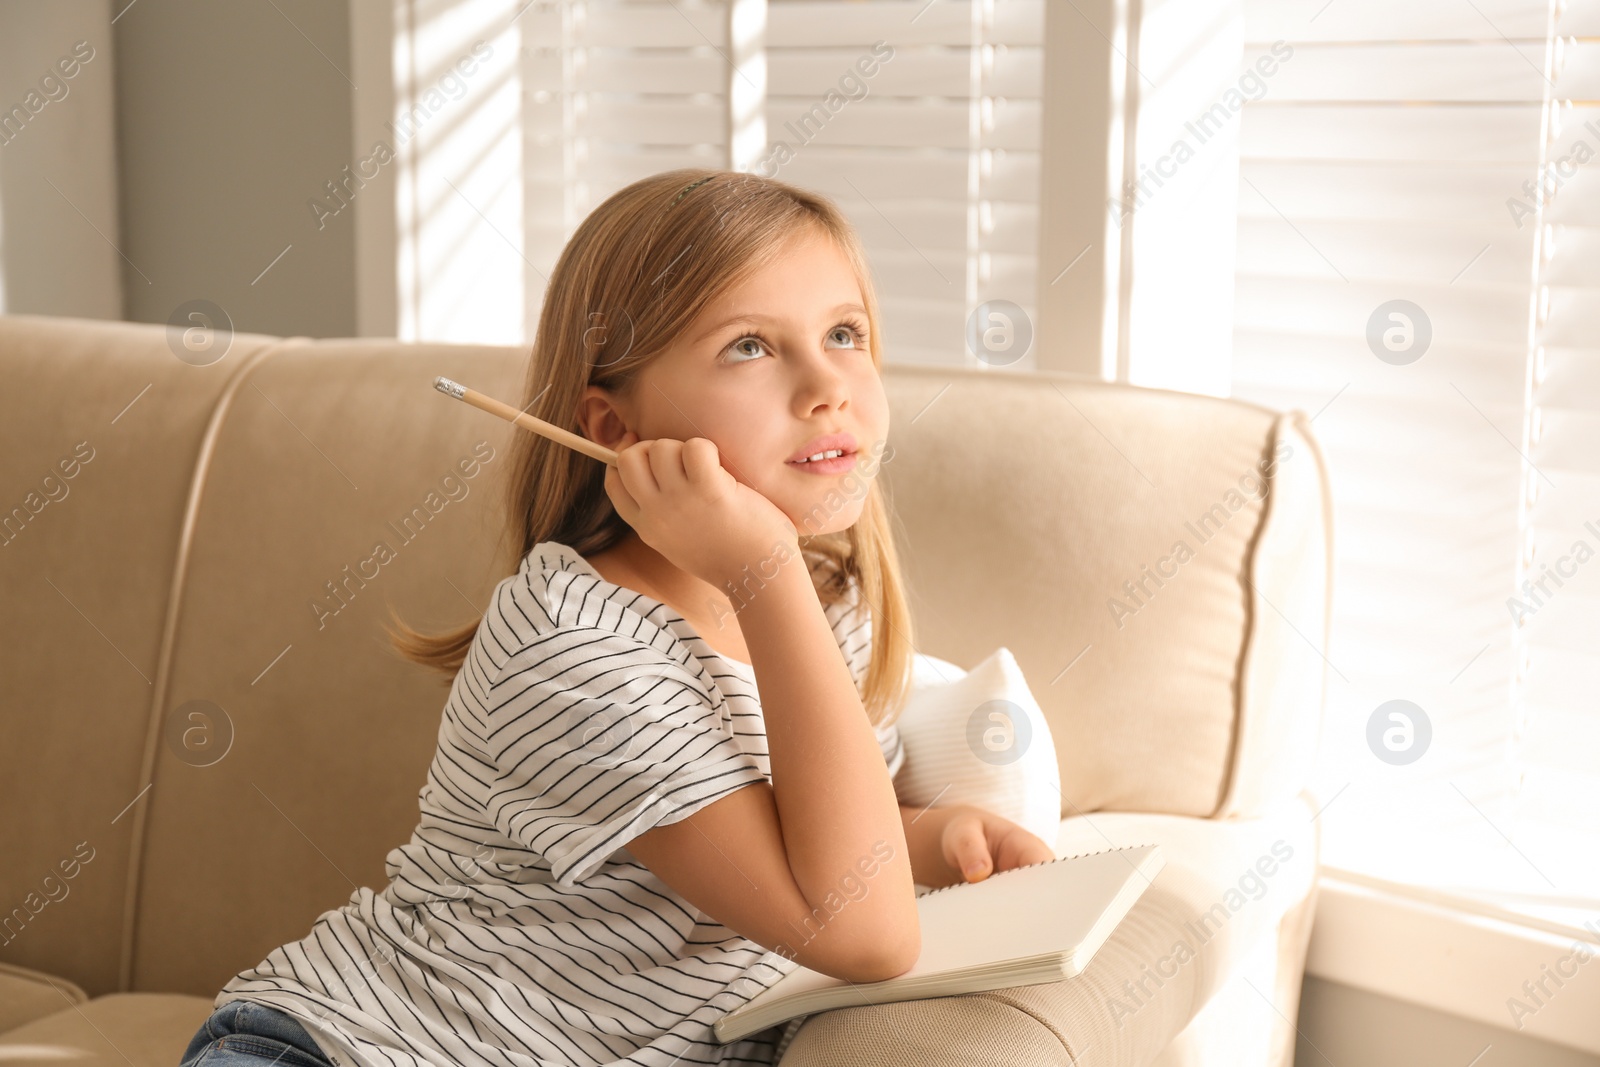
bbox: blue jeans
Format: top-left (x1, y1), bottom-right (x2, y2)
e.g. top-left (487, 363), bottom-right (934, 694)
top-left (179, 1000), bottom-right (339, 1067)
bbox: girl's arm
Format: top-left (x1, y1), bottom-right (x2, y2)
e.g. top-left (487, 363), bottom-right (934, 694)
top-left (604, 435), bottom-right (919, 982)
top-left (627, 554), bottom-right (919, 984)
top-left (741, 555), bottom-right (920, 947)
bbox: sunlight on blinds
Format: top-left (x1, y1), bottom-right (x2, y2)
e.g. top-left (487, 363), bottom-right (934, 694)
top-left (1231, 0), bottom-right (1600, 919)
top-left (396, 0), bottom-right (525, 343)
top-left (517, 0), bottom-right (1043, 367)
top-left (764, 0), bottom-right (1044, 368)
top-left (520, 0), bottom-right (732, 321)
top-left (1511, 2), bottom-right (1600, 930)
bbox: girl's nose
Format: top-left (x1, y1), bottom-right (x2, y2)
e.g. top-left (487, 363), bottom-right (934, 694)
top-left (793, 353), bottom-right (850, 415)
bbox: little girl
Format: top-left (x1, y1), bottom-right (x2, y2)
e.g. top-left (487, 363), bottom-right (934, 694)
top-left (178, 168), bottom-right (1054, 1067)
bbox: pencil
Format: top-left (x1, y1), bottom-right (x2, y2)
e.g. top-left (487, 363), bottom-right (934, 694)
top-left (433, 376), bottom-right (619, 466)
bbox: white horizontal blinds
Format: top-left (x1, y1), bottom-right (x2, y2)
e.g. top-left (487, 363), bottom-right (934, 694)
top-left (1513, 2), bottom-right (1600, 918)
top-left (395, 0), bottom-right (527, 343)
top-left (1229, 1), bottom-right (1558, 893)
top-left (520, 0), bottom-right (731, 308)
top-left (764, 0), bottom-right (1045, 368)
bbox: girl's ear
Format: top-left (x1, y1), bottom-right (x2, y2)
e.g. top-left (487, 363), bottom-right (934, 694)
top-left (577, 384), bottom-right (635, 451)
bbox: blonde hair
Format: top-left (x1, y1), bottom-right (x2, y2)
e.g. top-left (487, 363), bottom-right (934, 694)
top-left (385, 167), bottom-right (915, 727)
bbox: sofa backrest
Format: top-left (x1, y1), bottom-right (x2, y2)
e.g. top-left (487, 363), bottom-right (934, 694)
top-left (0, 315), bottom-right (1330, 1000)
top-left (877, 365), bottom-right (1332, 824)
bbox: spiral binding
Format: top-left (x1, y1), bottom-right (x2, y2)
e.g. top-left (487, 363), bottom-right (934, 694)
top-left (914, 842), bottom-right (1162, 900)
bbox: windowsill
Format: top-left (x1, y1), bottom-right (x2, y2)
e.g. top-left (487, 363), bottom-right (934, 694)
top-left (1306, 868), bottom-right (1600, 1056)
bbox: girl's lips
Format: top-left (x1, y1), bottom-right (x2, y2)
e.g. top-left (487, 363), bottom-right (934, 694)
top-left (786, 450), bottom-right (857, 475)
top-left (787, 431), bottom-right (858, 463)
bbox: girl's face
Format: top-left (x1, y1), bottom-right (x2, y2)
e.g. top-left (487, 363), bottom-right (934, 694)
top-left (580, 226), bottom-right (890, 538)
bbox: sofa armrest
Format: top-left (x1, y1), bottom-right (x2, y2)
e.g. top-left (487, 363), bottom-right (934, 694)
top-left (779, 795), bottom-right (1322, 1067)
top-left (1214, 412), bottom-right (1334, 820)
top-left (0, 961), bottom-right (89, 1035)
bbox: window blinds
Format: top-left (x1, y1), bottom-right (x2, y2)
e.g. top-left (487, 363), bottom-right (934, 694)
top-left (1513, 1), bottom-right (1600, 925)
top-left (1229, 0), bottom-right (1600, 912)
top-left (521, 0), bottom-right (734, 309)
top-left (764, 0), bottom-right (1044, 368)
top-left (520, 0), bottom-right (1044, 369)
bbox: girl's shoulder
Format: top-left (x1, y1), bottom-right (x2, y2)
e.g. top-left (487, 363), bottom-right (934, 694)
top-left (513, 540), bottom-right (657, 630)
top-left (489, 538), bottom-right (868, 696)
top-left (478, 540), bottom-right (725, 696)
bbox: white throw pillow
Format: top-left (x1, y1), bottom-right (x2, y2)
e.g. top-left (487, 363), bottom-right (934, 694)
top-left (892, 648), bottom-right (1062, 850)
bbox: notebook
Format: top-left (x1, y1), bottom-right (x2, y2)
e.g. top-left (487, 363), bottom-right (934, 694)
top-left (713, 842), bottom-right (1166, 1043)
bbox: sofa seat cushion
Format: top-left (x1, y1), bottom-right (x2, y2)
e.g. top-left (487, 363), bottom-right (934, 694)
top-left (0, 962), bottom-right (89, 1035)
top-left (777, 794), bottom-right (1318, 1066)
top-left (0, 992), bottom-right (213, 1067)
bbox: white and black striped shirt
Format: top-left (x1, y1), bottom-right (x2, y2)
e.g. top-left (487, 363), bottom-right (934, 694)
top-left (217, 540), bottom-right (904, 1067)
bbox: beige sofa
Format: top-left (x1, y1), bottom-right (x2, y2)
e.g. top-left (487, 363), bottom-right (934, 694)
top-left (0, 313), bottom-right (1331, 1067)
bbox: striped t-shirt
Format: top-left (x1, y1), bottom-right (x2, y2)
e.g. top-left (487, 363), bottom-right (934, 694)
top-left (216, 539), bottom-right (905, 1067)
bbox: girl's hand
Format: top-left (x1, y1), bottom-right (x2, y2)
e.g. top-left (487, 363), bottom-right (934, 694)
top-left (940, 806), bottom-right (1056, 884)
top-left (603, 431), bottom-right (801, 590)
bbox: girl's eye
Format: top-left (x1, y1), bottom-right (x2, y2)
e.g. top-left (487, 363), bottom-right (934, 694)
top-left (723, 319), bottom-right (870, 364)
top-left (827, 319), bottom-right (870, 349)
top-left (726, 335), bottom-right (766, 362)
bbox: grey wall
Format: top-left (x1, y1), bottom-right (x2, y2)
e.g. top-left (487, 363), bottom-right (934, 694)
top-left (109, 0), bottom-right (356, 337)
top-left (0, 0), bottom-right (122, 319)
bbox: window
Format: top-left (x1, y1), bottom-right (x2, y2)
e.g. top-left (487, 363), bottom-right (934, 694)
top-left (1229, 0), bottom-right (1599, 925)
top-left (519, 0), bottom-right (1045, 368)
